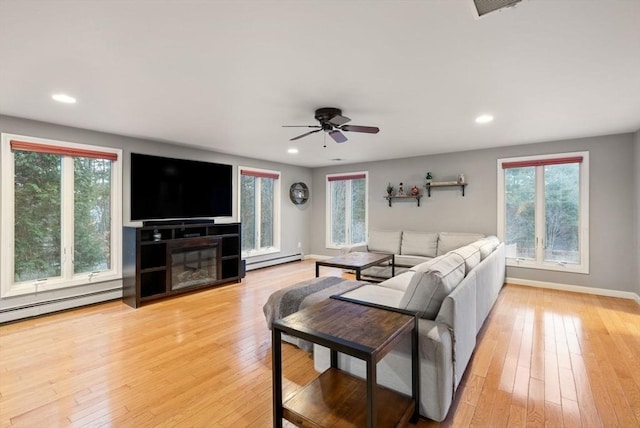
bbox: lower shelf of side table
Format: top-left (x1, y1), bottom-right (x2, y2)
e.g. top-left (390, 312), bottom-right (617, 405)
top-left (283, 368), bottom-right (415, 428)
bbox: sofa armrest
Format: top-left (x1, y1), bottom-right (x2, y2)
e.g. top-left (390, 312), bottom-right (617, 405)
top-left (341, 243), bottom-right (368, 254)
top-left (435, 270), bottom-right (477, 390)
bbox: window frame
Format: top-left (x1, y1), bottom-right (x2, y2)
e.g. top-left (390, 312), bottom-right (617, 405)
top-left (325, 171), bottom-right (369, 250)
top-left (497, 151), bottom-right (589, 274)
top-left (238, 166), bottom-right (281, 258)
top-left (1, 133), bottom-right (123, 297)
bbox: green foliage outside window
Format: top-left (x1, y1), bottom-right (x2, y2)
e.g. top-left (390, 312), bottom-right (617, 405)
top-left (14, 152), bottom-right (62, 281)
top-left (240, 173), bottom-right (276, 253)
top-left (329, 176), bottom-right (366, 247)
top-left (505, 163), bottom-right (580, 264)
top-left (74, 157), bottom-right (112, 273)
top-left (13, 151), bottom-right (112, 283)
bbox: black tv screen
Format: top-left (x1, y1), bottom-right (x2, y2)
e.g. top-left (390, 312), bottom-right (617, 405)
top-left (130, 153), bottom-right (232, 221)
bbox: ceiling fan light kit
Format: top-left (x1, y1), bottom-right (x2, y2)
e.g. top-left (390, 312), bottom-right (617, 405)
top-left (283, 107), bottom-right (379, 144)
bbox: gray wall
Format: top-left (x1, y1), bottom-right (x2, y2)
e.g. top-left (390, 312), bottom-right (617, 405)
top-left (311, 133), bottom-right (638, 294)
top-left (0, 115), bottom-right (312, 317)
top-left (2, 113), bottom-right (637, 303)
top-left (635, 129), bottom-right (640, 296)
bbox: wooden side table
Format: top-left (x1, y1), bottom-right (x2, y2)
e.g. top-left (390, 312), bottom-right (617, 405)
top-left (272, 295), bottom-right (419, 427)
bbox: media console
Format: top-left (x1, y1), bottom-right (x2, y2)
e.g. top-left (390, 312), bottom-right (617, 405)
top-left (123, 222), bottom-right (242, 308)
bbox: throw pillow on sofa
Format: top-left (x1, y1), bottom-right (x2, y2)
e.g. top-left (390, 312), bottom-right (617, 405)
top-left (368, 230), bottom-right (402, 254)
top-left (400, 231), bottom-right (438, 258)
top-left (398, 252), bottom-right (465, 319)
top-left (436, 232), bottom-right (485, 256)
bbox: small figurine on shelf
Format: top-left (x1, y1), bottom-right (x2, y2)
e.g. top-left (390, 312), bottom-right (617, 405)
top-left (457, 173), bottom-right (466, 184)
top-left (398, 182), bottom-right (404, 196)
top-left (410, 185), bottom-right (420, 196)
top-left (426, 172), bottom-right (433, 185)
top-left (386, 182), bottom-right (394, 197)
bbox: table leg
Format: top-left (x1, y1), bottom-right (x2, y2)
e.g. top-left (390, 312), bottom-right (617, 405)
top-left (411, 316), bottom-right (420, 423)
top-left (272, 328), bottom-right (283, 428)
top-left (391, 254), bottom-right (395, 277)
top-left (355, 267), bottom-right (361, 281)
top-left (366, 358), bottom-right (377, 427)
top-left (315, 262), bottom-right (319, 277)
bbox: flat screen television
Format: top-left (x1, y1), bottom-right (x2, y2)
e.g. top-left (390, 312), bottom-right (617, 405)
top-left (130, 153), bottom-right (232, 222)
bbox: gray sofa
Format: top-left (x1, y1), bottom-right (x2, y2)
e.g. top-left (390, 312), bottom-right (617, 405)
top-left (314, 235), bottom-right (505, 422)
top-left (344, 230), bottom-right (485, 280)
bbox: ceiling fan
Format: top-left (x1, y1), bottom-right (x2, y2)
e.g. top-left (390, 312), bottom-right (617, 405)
top-left (283, 107), bottom-right (380, 143)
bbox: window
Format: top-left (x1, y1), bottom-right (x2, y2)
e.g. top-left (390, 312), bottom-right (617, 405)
top-left (239, 167), bottom-right (280, 256)
top-left (1, 134), bottom-right (122, 297)
top-left (326, 172), bottom-right (368, 249)
top-left (497, 152), bottom-right (589, 273)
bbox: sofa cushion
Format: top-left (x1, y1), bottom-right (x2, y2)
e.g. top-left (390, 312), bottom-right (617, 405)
top-left (368, 230), bottom-right (402, 254)
top-left (401, 231), bottom-right (438, 258)
top-left (377, 271), bottom-right (416, 292)
top-left (436, 232), bottom-right (485, 256)
top-left (341, 284), bottom-right (405, 308)
top-left (449, 244), bottom-right (481, 275)
top-left (470, 235), bottom-right (501, 260)
top-left (398, 252), bottom-right (465, 319)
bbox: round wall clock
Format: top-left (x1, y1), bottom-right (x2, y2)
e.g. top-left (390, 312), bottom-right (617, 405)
top-left (289, 182), bottom-right (309, 205)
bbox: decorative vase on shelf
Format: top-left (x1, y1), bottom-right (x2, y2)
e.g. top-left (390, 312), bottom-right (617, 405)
top-left (426, 172), bottom-right (433, 185)
top-left (398, 182), bottom-right (404, 195)
top-left (457, 173), bottom-right (465, 184)
top-left (386, 182), bottom-right (394, 197)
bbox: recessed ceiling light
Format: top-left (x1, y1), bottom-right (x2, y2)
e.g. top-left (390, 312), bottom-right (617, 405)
top-left (475, 114), bottom-right (494, 124)
top-left (287, 148), bottom-right (299, 154)
top-left (52, 93), bottom-right (77, 104)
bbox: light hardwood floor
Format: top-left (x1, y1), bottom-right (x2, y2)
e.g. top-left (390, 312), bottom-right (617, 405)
top-left (1, 259), bottom-right (639, 427)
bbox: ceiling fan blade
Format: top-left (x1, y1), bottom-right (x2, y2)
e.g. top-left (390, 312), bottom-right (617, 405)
top-left (328, 114), bottom-right (351, 126)
top-left (329, 130), bottom-right (348, 143)
top-left (290, 128), bottom-right (322, 141)
top-left (282, 125), bottom-right (321, 128)
top-left (340, 125), bottom-right (380, 134)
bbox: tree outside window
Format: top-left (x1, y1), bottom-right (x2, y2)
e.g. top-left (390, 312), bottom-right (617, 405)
top-left (239, 167), bottom-right (280, 255)
top-left (498, 152), bottom-right (588, 273)
top-left (326, 172), bottom-right (367, 248)
top-left (1, 135), bottom-right (121, 297)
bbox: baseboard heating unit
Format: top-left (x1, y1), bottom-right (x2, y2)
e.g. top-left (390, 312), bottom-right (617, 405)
top-left (245, 253), bottom-right (303, 271)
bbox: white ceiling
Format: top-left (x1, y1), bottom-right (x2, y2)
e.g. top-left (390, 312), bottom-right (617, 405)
top-left (1, 0), bottom-right (639, 168)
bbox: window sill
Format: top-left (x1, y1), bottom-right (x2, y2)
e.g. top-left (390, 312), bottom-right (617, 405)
top-left (242, 247), bottom-right (280, 259)
top-left (506, 259), bottom-right (589, 275)
top-left (1, 272), bottom-right (122, 298)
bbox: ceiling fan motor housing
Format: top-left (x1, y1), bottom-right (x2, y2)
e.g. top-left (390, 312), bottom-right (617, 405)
top-left (314, 107), bottom-right (342, 124)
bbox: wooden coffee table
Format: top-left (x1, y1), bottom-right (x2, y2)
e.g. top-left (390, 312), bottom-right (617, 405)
top-left (272, 295), bottom-right (419, 428)
top-left (315, 251), bottom-right (394, 280)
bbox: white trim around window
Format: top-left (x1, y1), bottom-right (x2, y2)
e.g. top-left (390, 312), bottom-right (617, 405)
top-left (1, 133), bottom-right (123, 297)
top-left (325, 171), bottom-right (369, 250)
top-left (497, 151), bottom-right (589, 274)
top-left (238, 166), bottom-right (281, 258)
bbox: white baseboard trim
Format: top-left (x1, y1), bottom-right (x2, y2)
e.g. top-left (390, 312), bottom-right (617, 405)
top-left (506, 277), bottom-right (640, 304)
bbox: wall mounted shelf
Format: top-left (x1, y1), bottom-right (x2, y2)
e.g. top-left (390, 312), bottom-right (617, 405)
top-left (384, 194), bottom-right (422, 207)
top-left (425, 182), bottom-right (467, 197)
